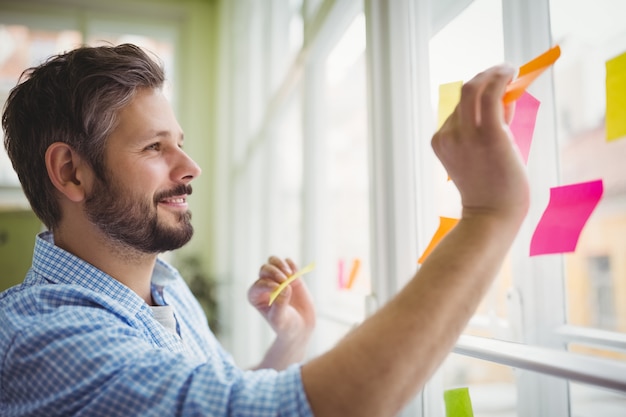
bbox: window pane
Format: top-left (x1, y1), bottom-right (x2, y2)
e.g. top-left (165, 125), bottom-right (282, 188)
top-left (315, 12), bottom-right (369, 340)
top-left (442, 353), bottom-right (517, 416)
top-left (267, 87), bottom-right (303, 261)
top-left (428, 0), bottom-right (511, 339)
top-left (288, 0), bottom-right (304, 60)
top-left (570, 382), bottom-right (626, 416)
top-left (550, 0), bottom-right (626, 345)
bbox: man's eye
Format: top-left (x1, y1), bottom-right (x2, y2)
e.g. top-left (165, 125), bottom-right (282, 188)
top-left (145, 143), bottom-right (160, 151)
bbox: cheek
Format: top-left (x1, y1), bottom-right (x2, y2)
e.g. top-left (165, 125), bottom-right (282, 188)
top-left (122, 161), bottom-right (164, 187)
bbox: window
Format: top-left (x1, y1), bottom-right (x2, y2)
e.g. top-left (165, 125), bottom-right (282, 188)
top-left (442, 354), bottom-right (517, 416)
top-left (266, 88), bottom-right (304, 261)
top-left (550, 0), bottom-right (626, 357)
top-left (587, 256), bottom-right (615, 330)
top-left (216, 0), bottom-right (626, 415)
top-left (428, 0), bottom-right (512, 342)
top-left (428, 2), bottom-right (521, 411)
top-left (317, 11), bottom-right (370, 334)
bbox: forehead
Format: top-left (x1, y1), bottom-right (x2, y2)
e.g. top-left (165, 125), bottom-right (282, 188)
top-left (110, 87), bottom-right (183, 145)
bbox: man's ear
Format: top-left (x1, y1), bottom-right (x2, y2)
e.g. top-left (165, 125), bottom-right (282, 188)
top-left (45, 142), bottom-right (92, 202)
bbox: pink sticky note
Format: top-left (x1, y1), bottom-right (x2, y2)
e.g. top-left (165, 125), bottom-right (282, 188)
top-left (337, 259), bottom-right (345, 289)
top-left (530, 180), bottom-right (604, 256)
top-left (509, 92), bottom-right (540, 164)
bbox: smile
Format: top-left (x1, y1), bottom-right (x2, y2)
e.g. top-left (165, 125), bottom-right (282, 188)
top-left (158, 195), bottom-right (188, 207)
top-left (161, 197), bottom-right (186, 204)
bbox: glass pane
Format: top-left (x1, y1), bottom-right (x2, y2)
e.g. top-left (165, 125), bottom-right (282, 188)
top-left (442, 353), bottom-right (517, 417)
top-left (288, 0), bottom-right (304, 59)
top-left (267, 87), bottom-right (303, 262)
top-left (428, 0), bottom-right (511, 338)
top-left (0, 25), bottom-right (82, 188)
top-left (550, 0), bottom-right (626, 346)
top-left (303, 0), bottom-right (324, 21)
top-left (316, 12), bottom-right (369, 336)
top-left (570, 382), bottom-right (626, 416)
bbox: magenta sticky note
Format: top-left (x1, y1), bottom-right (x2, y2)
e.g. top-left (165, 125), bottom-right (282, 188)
top-left (337, 259), bottom-right (345, 289)
top-left (530, 179), bottom-right (604, 256)
top-left (509, 92), bottom-right (540, 164)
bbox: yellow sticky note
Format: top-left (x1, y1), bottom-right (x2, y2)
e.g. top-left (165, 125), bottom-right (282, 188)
top-left (444, 387), bottom-right (474, 417)
top-left (268, 262), bottom-right (315, 306)
top-left (418, 217), bottom-right (459, 264)
top-left (606, 51), bottom-right (626, 142)
top-left (438, 81), bottom-right (463, 129)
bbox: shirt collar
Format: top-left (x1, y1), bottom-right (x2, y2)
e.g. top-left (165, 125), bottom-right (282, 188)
top-left (32, 231), bottom-right (179, 313)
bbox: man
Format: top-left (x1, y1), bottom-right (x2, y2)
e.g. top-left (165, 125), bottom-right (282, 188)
top-left (0, 44), bottom-right (528, 416)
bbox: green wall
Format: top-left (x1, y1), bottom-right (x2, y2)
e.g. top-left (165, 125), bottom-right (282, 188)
top-left (0, 210), bottom-right (42, 291)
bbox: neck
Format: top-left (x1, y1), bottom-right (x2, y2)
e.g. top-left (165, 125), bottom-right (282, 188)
top-left (53, 219), bottom-right (157, 305)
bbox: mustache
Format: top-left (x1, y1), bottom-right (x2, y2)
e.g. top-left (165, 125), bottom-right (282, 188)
top-left (154, 184), bottom-right (193, 203)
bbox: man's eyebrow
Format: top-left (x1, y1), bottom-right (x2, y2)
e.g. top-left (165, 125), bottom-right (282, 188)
top-left (141, 130), bottom-right (185, 142)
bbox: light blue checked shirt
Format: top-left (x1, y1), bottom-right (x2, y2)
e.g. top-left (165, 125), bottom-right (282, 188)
top-left (0, 232), bottom-right (313, 417)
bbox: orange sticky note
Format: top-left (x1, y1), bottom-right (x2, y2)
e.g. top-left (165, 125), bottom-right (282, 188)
top-left (518, 44), bottom-right (561, 77)
top-left (503, 45), bottom-right (561, 104)
top-left (418, 217), bottom-right (459, 264)
top-left (346, 258), bottom-right (361, 289)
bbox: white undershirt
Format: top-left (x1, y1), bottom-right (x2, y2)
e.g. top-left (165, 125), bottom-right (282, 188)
top-left (150, 305), bottom-right (178, 336)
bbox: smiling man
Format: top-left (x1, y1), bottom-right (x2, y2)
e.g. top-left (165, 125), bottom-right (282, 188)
top-left (0, 44), bottom-right (528, 416)
top-left (48, 86), bottom-right (201, 303)
top-left (0, 44), bottom-right (316, 416)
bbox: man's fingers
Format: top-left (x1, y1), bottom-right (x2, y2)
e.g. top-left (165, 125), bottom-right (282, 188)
top-left (286, 258), bottom-right (298, 274)
top-left (457, 65), bottom-right (515, 131)
top-left (267, 256), bottom-right (294, 276)
top-left (259, 263), bottom-right (288, 283)
top-left (479, 65), bottom-right (516, 131)
top-left (458, 68), bottom-right (490, 129)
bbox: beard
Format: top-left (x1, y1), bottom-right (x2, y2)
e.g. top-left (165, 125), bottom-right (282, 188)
top-left (84, 173), bottom-right (194, 254)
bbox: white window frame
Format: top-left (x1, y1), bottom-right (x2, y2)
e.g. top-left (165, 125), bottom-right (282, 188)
top-left (217, 0), bottom-right (626, 415)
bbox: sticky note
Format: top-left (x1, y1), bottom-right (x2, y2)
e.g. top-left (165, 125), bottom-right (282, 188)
top-left (437, 82), bottom-right (462, 181)
top-left (268, 262), bottom-right (315, 306)
top-left (503, 45), bottom-right (561, 104)
top-left (530, 180), bottom-right (603, 256)
top-left (418, 217), bottom-right (459, 264)
top-left (518, 44), bottom-right (562, 77)
top-left (444, 387), bottom-right (474, 417)
top-left (346, 258), bottom-right (361, 289)
top-left (337, 259), bottom-right (345, 289)
top-left (606, 51), bottom-right (626, 141)
top-left (509, 91), bottom-right (541, 164)
top-left (438, 81), bottom-right (463, 129)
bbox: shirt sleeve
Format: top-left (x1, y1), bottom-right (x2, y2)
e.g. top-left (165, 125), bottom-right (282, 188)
top-left (1, 306), bottom-right (313, 417)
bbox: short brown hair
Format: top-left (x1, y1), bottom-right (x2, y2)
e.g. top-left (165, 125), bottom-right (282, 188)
top-left (2, 43), bottom-right (165, 230)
